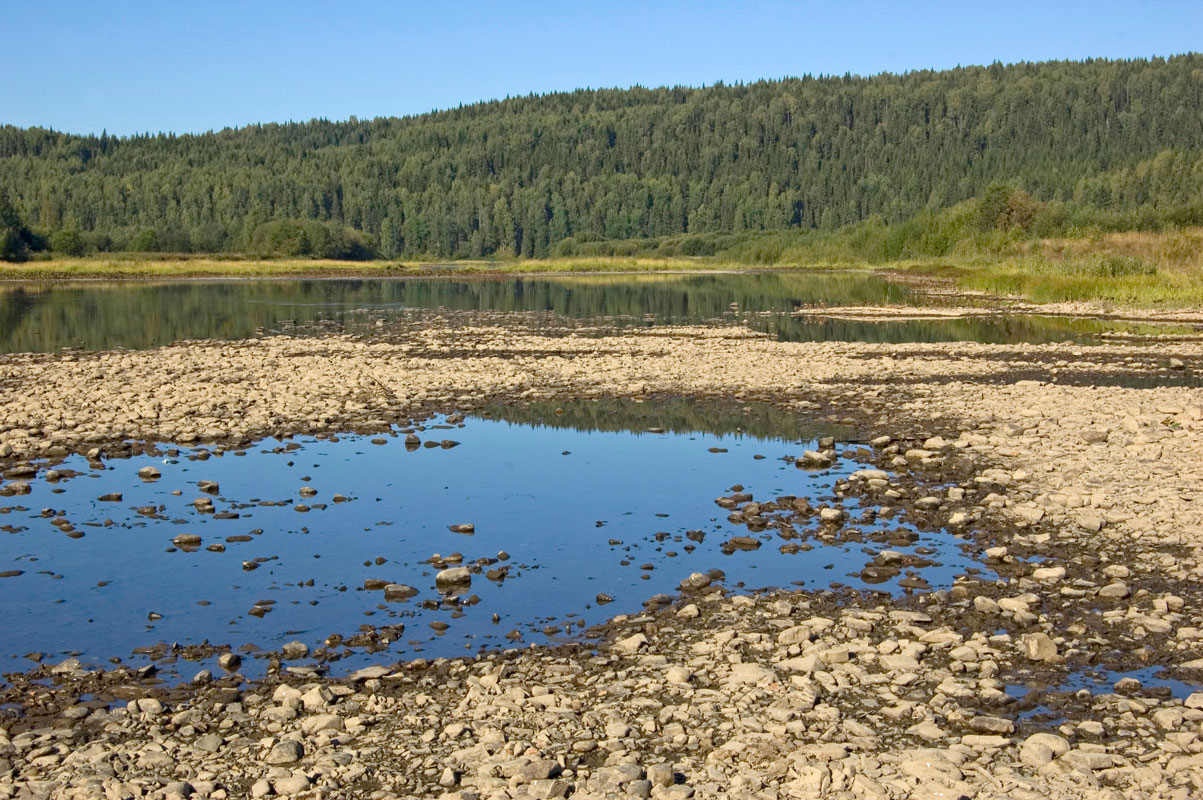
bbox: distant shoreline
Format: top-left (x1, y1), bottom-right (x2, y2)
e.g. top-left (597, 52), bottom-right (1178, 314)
top-left (2, 255), bottom-right (1201, 312)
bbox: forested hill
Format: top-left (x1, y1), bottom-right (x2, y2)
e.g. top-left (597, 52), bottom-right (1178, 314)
top-left (3, 55), bottom-right (1203, 259)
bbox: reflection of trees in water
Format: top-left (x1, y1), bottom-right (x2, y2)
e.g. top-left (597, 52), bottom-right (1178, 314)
top-left (761, 314), bottom-right (1119, 345)
top-left (0, 273), bottom-right (1130, 353)
top-left (481, 398), bottom-right (855, 442)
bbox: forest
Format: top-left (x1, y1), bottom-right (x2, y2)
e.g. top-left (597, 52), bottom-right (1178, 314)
top-left (2, 55), bottom-right (1203, 261)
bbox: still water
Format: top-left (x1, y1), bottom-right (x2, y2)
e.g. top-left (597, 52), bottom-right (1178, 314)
top-left (0, 402), bottom-right (974, 678)
top-left (0, 273), bottom-right (1173, 353)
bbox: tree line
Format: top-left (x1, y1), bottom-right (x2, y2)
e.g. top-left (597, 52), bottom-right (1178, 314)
top-left (2, 55), bottom-right (1202, 261)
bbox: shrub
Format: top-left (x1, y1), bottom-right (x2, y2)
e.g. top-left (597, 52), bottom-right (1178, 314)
top-left (49, 230), bottom-right (87, 256)
top-left (250, 219), bottom-right (375, 260)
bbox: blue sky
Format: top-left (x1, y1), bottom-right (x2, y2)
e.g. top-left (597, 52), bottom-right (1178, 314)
top-left (6, 0), bottom-right (1201, 136)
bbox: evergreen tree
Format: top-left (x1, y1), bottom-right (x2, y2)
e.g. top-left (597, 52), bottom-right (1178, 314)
top-left (2, 55), bottom-right (1202, 258)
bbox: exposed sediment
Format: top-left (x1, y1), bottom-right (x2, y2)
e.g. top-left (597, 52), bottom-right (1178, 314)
top-left (3, 314), bottom-right (1203, 799)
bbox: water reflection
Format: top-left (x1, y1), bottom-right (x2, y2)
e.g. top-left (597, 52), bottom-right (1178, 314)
top-left (0, 273), bottom-right (1182, 353)
top-left (0, 404), bottom-right (972, 675)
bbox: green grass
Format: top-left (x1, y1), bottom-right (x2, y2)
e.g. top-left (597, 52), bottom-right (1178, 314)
top-left (936, 250), bottom-right (1203, 306)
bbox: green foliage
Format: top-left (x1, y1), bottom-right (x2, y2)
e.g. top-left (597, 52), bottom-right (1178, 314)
top-left (249, 219), bottom-right (375, 260)
top-left (1081, 253), bottom-right (1156, 278)
top-left (0, 190), bottom-right (45, 262)
top-left (48, 229), bottom-right (86, 256)
top-left (129, 229), bottom-right (159, 252)
top-left (977, 184), bottom-right (1040, 232)
top-left (3, 56), bottom-right (1203, 257)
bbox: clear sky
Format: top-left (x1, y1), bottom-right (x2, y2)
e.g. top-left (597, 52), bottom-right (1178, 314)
top-left (5, 0), bottom-right (1200, 136)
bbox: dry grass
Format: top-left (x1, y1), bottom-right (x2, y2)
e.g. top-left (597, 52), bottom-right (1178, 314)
top-left (0, 257), bottom-right (426, 280)
top-left (0, 255), bottom-right (755, 280)
top-left (1020, 228), bottom-right (1203, 271)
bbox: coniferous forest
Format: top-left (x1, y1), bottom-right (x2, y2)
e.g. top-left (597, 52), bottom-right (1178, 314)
top-left (2, 55), bottom-right (1203, 260)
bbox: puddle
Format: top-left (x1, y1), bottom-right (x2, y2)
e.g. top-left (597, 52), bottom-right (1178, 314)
top-left (1004, 665), bottom-right (1203, 726)
top-left (0, 404), bottom-right (975, 677)
top-left (1009, 666), bottom-right (1203, 702)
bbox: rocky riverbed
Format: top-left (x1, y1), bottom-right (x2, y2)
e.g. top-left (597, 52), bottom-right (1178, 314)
top-left (2, 311), bottom-right (1203, 799)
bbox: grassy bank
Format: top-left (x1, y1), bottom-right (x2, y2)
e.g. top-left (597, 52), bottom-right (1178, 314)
top-left (0, 254), bottom-right (746, 280)
top-left (0, 256), bottom-right (420, 280)
top-left (920, 228), bottom-right (1203, 306)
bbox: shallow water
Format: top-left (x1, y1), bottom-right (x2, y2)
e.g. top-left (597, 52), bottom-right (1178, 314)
top-left (0, 273), bottom-right (1184, 354)
top-left (1007, 665), bottom-right (1202, 724)
top-left (0, 404), bottom-right (974, 678)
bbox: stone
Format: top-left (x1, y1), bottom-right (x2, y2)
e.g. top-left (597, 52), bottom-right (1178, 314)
top-left (1022, 632), bottom-right (1058, 662)
top-left (518, 759), bottom-right (561, 781)
top-left (1031, 566), bottom-right (1066, 583)
top-left (301, 713), bottom-right (344, 735)
top-left (969, 716), bottom-right (1014, 735)
top-left (972, 596), bottom-right (1000, 614)
top-left (194, 734), bottom-right (223, 753)
top-left (1025, 732), bottom-right (1071, 764)
top-left (384, 583), bottom-right (419, 600)
top-left (1012, 506), bottom-right (1045, 525)
top-left (646, 764), bottom-right (674, 788)
top-left (900, 756), bottom-right (962, 782)
top-left (436, 567), bottom-right (471, 586)
top-left (350, 665), bottom-right (392, 681)
top-left (666, 666), bottom-right (692, 684)
top-left (778, 625), bottom-right (813, 645)
top-left (1020, 739), bottom-right (1055, 767)
top-left (301, 685), bottom-right (333, 710)
top-left (1060, 749), bottom-right (1116, 770)
top-left (273, 774), bottom-right (311, 794)
top-left (605, 721), bottom-right (632, 739)
top-left (138, 466), bottom-right (161, 480)
top-left (281, 640), bottom-right (309, 659)
top-left (613, 633), bottom-right (648, 654)
top-left (879, 654), bottom-right (920, 672)
top-left (264, 739), bottom-right (304, 765)
top-left (906, 721), bottom-right (947, 741)
top-left (678, 572), bottom-right (712, 591)
top-left (218, 652), bottom-right (242, 672)
top-left (726, 662), bottom-right (777, 684)
top-left (1153, 708), bottom-right (1184, 730)
top-left (527, 779), bottom-right (569, 799)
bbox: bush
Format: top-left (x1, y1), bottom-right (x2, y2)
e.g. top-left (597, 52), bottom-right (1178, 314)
top-left (250, 219), bottom-right (375, 260)
top-left (679, 236), bottom-right (717, 256)
top-left (49, 230), bottom-right (87, 256)
top-left (130, 229), bottom-right (159, 252)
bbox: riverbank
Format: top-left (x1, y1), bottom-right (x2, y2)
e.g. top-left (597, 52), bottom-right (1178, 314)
top-left (3, 314), bottom-right (1203, 798)
top-left (5, 250), bottom-right (1203, 312)
top-left (0, 256), bottom-right (741, 282)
